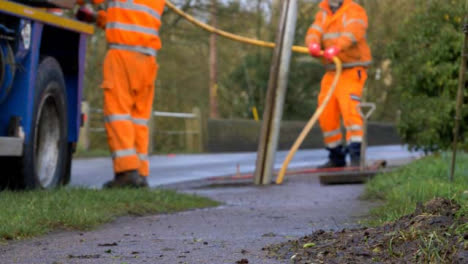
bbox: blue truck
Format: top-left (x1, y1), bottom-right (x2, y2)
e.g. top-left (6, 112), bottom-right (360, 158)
top-left (0, 0), bottom-right (93, 189)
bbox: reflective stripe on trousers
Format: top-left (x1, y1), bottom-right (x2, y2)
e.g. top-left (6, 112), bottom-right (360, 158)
top-left (112, 148), bottom-right (137, 159)
top-left (104, 114), bottom-right (149, 127)
top-left (109, 43), bottom-right (157, 57)
top-left (318, 67), bottom-right (367, 148)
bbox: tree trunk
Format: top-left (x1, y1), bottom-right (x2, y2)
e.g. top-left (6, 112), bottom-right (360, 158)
top-left (209, 0), bottom-right (219, 118)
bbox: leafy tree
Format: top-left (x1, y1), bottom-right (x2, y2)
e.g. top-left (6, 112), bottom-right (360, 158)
top-left (386, 0), bottom-right (467, 151)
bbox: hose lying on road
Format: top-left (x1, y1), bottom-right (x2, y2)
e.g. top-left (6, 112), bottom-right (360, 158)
top-left (276, 57), bottom-right (342, 184)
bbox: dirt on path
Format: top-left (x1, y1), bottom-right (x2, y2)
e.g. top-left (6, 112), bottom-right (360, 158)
top-left (266, 197), bottom-right (468, 264)
top-left (0, 174), bottom-right (377, 264)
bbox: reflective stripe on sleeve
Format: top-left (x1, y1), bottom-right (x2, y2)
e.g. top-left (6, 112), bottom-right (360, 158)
top-left (107, 22), bottom-right (159, 36)
top-left (112, 148), bottom-right (137, 159)
top-left (310, 24), bottom-right (323, 33)
top-left (306, 35), bottom-right (319, 43)
top-left (342, 32), bottom-right (357, 43)
top-left (108, 1), bottom-right (161, 21)
top-left (344, 18), bottom-right (366, 27)
top-left (109, 43), bottom-right (157, 56)
top-left (138, 153), bottom-right (149, 161)
top-left (321, 11), bottom-right (327, 24)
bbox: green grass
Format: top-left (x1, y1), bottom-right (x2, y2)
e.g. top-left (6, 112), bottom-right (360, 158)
top-left (364, 153), bottom-right (468, 229)
top-left (0, 188), bottom-right (219, 240)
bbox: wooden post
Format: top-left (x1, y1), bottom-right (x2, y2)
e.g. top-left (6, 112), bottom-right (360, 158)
top-left (185, 112), bottom-right (194, 152)
top-left (148, 112), bottom-right (155, 155)
top-left (254, 0), bottom-right (297, 185)
top-left (193, 107), bottom-right (203, 152)
top-left (209, 0), bottom-right (219, 118)
top-left (78, 101), bottom-right (90, 151)
top-left (450, 18), bottom-right (468, 182)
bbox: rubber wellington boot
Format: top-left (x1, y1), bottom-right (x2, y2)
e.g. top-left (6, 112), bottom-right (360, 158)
top-left (348, 142), bottom-right (361, 167)
top-left (317, 145), bottom-right (346, 169)
top-left (103, 170), bottom-right (145, 188)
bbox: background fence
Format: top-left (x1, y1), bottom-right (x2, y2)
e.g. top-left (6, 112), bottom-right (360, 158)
top-left (78, 101), bottom-right (402, 154)
top-left (78, 102), bottom-right (203, 154)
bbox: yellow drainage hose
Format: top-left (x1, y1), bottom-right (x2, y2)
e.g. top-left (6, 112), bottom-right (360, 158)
top-left (165, 1), bottom-right (342, 184)
top-left (165, 1), bottom-right (309, 54)
top-left (276, 57), bottom-right (342, 184)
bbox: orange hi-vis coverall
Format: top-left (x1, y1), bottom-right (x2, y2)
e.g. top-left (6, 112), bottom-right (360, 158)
top-left (305, 0), bottom-right (371, 148)
top-left (92, 0), bottom-right (165, 177)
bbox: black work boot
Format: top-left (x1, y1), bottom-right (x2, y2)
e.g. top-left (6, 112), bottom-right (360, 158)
top-left (103, 170), bottom-right (145, 188)
top-left (317, 145), bottom-right (346, 169)
top-left (137, 175), bottom-right (149, 188)
top-left (348, 142), bottom-right (361, 167)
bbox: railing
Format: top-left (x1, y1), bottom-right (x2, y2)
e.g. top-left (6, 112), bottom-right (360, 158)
top-left (78, 102), bottom-right (203, 153)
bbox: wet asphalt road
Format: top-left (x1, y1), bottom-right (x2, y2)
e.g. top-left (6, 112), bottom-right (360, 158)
top-left (70, 145), bottom-right (422, 188)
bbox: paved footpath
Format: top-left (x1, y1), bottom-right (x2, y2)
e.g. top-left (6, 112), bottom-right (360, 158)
top-left (3, 173), bottom-right (381, 264)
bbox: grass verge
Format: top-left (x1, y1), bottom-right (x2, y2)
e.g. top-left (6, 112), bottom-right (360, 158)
top-left (265, 154), bottom-right (468, 264)
top-left (364, 153), bottom-right (468, 231)
top-left (0, 188), bottom-right (219, 240)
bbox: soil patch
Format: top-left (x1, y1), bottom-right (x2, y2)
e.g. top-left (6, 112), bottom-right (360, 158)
top-left (266, 198), bottom-right (467, 263)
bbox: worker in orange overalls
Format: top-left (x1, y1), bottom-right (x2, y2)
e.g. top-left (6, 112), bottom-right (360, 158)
top-left (305, 0), bottom-right (372, 168)
top-left (77, 0), bottom-right (165, 187)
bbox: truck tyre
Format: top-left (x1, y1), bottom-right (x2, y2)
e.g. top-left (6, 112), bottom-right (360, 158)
top-left (18, 57), bottom-right (69, 189)
top-left (61, 143), bottom-right (74, 185)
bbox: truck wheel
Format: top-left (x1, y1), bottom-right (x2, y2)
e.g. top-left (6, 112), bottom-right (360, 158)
top-left (61, 143), bottom-right (74, 185)
top-left (19, 57), bottom-right (69, 189)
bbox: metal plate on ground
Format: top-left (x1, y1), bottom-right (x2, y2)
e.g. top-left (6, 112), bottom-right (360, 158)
top-left (319, 169), bottom-right (381, 185)
top-left (318, 160), bottom-right (388, 185)
top-left (12, 0), bottom-right (77, 9)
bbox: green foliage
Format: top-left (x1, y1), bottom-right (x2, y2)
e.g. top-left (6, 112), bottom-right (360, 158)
top-left (83, 0), bottom-right (468, 152)
top-left (386, 0), bottom-right (467, 151)
top-left (219, 52), bottom-right (324, 120)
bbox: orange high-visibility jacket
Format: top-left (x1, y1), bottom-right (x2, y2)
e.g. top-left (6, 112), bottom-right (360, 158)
top-left (83, 0), bottom-right (165, 57)
top-left (305, 0), bottom-right (372, 70)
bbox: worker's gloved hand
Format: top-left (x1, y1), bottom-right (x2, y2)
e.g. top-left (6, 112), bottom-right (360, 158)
top-left (96, 10), bottom-right (107, 29)
top-left (76, 5), bottom-right (96, 23)
top-left (324, 46), bottom-right (340, 61)
top-left (308, 42), bottom-right (322, 57)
